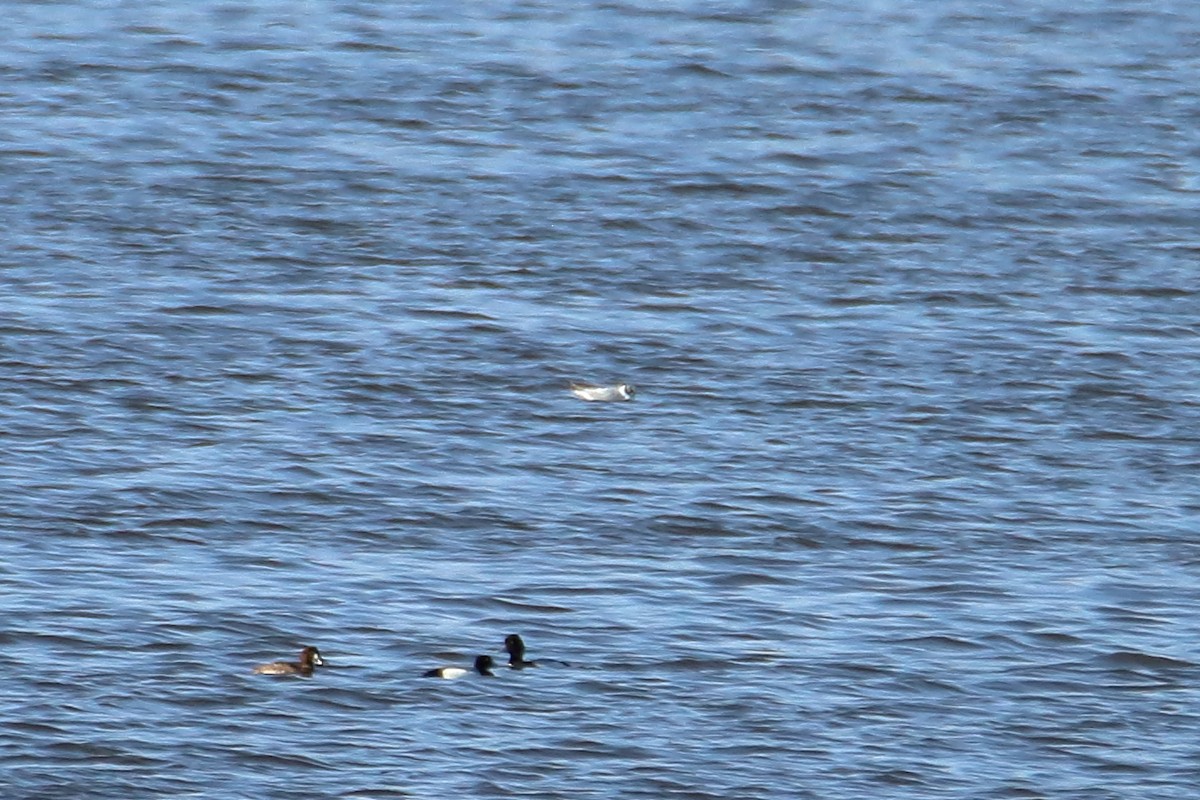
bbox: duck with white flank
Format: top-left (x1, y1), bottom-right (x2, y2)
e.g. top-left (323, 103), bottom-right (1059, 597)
top-left (423, 655), bottom-right (495, 679)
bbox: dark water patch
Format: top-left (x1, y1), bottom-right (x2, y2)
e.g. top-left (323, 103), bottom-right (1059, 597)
top-left (1101, 651), bottom-right (1195, 671)
top-left (890, 635), bottom-right (987, 651)
top-left (342, 789), bottom-right (412, 799)
top-left (841, 535), bottom-right (950, 554)
top-left (1022, 630), bottom-right (1088, 647)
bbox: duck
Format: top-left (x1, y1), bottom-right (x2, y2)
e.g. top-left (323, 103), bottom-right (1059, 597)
top-left (503, 634), bottom-right (540, 669)
top-left (252, 646), bottom-right (325, 676)
top-left (569, 382), bottom-right (635, 402)
top-left (423, 655), bottom-right (495, 679)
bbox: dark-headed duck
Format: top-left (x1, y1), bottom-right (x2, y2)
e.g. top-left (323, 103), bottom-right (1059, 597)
top-left (503, 634), bottom-right (539, 669)
top-left (423, 654), bottom-right (495, 679)
top-left (252, 646), bottom-right (325, 676)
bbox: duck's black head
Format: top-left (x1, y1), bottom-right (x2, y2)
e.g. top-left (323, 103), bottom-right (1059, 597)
top-left (503, 634), bottom-right (526, 660)
top-left (503, 634), bottom-right (539, 667)
top-left (475, 655), bottom-right (496, 676)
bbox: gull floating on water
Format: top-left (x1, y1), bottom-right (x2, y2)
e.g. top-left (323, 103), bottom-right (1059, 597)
top-left (569, 382), bottom-right (635, 402)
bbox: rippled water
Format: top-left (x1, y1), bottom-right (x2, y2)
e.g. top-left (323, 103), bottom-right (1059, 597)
top-left (3, 1), bottom-right (1200, 798)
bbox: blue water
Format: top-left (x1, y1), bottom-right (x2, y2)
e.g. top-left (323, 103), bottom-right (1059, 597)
top-left (3, 1), bottom-right (1199, 798)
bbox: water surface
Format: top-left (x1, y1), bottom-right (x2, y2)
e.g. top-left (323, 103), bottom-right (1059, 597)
top-left (2, 1), bottom-right (1199, 798)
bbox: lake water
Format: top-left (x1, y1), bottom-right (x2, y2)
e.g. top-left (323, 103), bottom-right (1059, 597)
top-left (2, 1), bottom-right (1199, 798)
